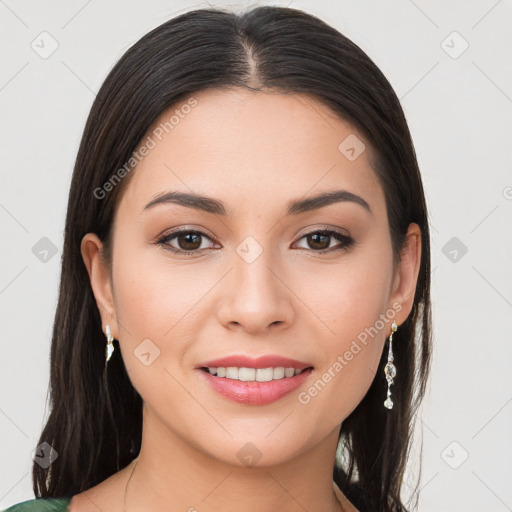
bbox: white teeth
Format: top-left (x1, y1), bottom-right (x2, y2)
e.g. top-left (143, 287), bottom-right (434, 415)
top-left (226, 367), bottom-right (239, 379)
top-left (273, 367), bottom-right (285, 380)
top-left (256, 368), bottom-right (275, 382)
top-left (285, 368), bottom-right (295, 378)
top-left (205, 366), bottom-right (307, 381)
top-left (238, 367), bottom-right (256, 381)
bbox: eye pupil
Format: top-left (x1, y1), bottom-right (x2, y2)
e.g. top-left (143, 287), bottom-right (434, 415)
top-left (178, 232), bottom-right (201, 250)
top-left (308, 233), bottom-right (330, 250)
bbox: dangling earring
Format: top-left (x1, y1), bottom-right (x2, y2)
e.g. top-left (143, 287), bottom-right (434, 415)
top-left (384, 321), bottom-right (398, 409)
top-left (105, 324), bottom-right (115, 367)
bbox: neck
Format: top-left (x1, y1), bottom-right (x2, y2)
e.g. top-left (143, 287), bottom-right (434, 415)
top-left (122, 406), bottom-right (348, 512)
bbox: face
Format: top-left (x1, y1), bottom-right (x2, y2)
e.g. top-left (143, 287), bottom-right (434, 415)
top-left (82, 87), bottom-right (420, 468)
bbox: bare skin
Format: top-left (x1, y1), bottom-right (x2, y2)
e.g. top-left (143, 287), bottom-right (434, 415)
top-left (70, 456), bottom-right (358, 512)
top-left (76, 87), bottom-right (421, 512)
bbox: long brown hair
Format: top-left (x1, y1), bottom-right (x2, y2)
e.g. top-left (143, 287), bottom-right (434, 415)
top-left (34, 6), bottom-right (432, 511)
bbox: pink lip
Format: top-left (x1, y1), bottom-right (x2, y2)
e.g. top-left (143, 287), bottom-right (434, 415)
top-left (198, 367), bottom-right (314, 406)
top-left (196, 355), bottom-right (313, 370)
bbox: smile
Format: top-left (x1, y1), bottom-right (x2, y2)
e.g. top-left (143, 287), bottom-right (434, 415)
top-left (202, 366), bottom-right (308, 381)
top-left (198, 366), bottom-right (314, 405)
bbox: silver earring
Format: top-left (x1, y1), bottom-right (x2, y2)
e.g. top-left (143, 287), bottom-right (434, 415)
top-left (105, 324), bottom-right (114, 366)
top-left (384, 321), bottom-right (398, 409)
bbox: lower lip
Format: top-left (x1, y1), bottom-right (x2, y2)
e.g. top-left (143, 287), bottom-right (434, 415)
top-left (197, 368), bottom-right (314, 405)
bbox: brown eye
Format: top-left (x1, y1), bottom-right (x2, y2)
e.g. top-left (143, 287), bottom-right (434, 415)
top-left (157, 229), bottom-right (216, 253)
top-left (174, 231), bottom-right (203, 251)
top-left (294, 229), bottom-right (354, 253)
top-left (156, 227), bottom-right (354, 256)
top-left (306, 232), bottom-right (330, 250)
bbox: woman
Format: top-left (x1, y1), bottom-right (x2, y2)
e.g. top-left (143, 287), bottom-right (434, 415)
top-left (3, 4), bottom-right (431, 512)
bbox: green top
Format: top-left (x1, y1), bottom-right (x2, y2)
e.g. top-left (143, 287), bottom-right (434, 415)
top-left (1, 498), bottom-right (71, 512)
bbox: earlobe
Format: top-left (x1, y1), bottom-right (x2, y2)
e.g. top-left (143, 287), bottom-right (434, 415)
top-left (80, 233), bottom-right (118, 337)
top-left (389, 223), bottom-right (422, 324)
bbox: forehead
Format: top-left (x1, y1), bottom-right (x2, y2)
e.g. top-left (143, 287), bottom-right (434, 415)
top-left (118, 88), bottom-right (384, 218)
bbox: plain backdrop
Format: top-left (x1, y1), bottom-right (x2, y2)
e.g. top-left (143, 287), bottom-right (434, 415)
top-left (1, 1), bottom-right (511, 511)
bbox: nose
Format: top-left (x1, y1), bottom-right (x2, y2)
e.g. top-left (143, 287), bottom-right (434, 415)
top-left (216, 245), bottom-right (295, 335)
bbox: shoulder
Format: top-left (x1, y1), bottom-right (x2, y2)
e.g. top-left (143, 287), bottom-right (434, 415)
top-left (1, 497), bottom-right (71, 512)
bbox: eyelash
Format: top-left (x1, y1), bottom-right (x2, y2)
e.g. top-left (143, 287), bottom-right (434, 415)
top-left (156, 227), bottom-right (354, 255)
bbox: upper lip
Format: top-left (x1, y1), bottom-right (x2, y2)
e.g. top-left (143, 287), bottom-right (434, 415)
top-left (196, 355), bottom-right (313, 370)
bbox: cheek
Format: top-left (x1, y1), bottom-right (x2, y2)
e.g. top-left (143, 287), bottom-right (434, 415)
top-left (110, 254), bottom-right (198, 410)
top-left (110, 244), bottom-right (216, 387)
top-left (305, 250), bottom-right (392, 343)
top-left (296, 251), bottom-right (392, 417)
top-left (112, 240), bottom-right (202, 335)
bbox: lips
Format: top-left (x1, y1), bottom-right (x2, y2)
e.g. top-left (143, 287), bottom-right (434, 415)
top-left (198, 366), bottom-right (314, 405)
top-left (196, 354), bottom-right (313, 371)
top-left (195, 354), bottom-right (314, 405)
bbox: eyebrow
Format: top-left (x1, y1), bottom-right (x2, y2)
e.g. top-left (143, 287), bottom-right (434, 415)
top-left (142, 189), bottom-right (372, 216)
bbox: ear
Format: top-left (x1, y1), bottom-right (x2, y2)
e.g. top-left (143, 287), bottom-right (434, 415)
top-left (80, 233), bottom-right (119, 339)
top-left (389, 223), bottom-right (422, 327)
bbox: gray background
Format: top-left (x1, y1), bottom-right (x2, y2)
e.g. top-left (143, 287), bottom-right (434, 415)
top-left (1, 1), bottom-right (511, 511)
